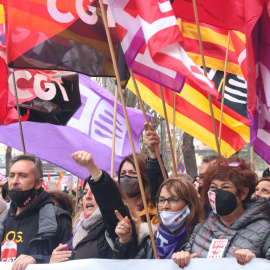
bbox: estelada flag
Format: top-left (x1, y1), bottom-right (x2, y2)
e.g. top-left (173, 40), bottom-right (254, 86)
top-left (54, 181), bottom-right (60, 190)
top-left (127, 71), bottom-right (249, 157)
top-left (3, 0), bottom-right (129, 86)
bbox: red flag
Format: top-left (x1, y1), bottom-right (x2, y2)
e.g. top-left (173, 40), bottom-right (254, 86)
top-left (42, 181), bottom-right (49, 191)
top-left (79, 179), bottom-right (84, 187)
top-left (107, 0), bottom-right (218, 97)
top-left (47, 170), bottom-right (51, 182)
top-left (172, 0), bottom-right (245, 31)
top-left (3, 0), bottom-right (129, 86)
top-left (0, 55), bottom-right (20, 125)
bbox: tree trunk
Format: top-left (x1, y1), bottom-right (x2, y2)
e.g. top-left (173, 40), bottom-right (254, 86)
top-left (6, 146), bottom-right (12, 177)
top-left (182, 133), bottom-right (197, 178)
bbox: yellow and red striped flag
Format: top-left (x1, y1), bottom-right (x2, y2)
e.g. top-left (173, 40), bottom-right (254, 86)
top-left (127, 74), bottom-right (249, 157)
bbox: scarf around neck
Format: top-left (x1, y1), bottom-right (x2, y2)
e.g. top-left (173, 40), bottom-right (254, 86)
top-left (72, 208), bottom-right (103, 248)
top-left (155, 224), bottom-right (187, 259)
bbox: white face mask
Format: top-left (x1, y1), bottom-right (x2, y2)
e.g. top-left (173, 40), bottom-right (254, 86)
top-left (159, 205), bottom-right (190, 233)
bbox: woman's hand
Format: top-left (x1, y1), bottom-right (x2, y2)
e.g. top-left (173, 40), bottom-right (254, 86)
top-left (72, 151), bottom-right (101, 180)
top-left (115, 210), bottom-right (132, 244)
top-left (49, 244), bottom-right (72, 264)
top-left (233, 247), bottom-right (256, 265)
top-left (143, 123), bottom-right (160, 158)
top-left (172, 251), bottom-right (198, 269)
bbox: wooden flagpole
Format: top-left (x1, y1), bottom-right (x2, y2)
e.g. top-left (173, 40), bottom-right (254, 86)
top-left (99, 0), bottom-right (158, 259)
top-left (130, 69), bottom-right (167, 180)
top-left (192, 0), bottom-right (221, 156)
top-left (111, 84), bottom-right (118, 178)
top-left (218, 32), bottom-right (231, 147)
top-left (160, 86), bottom-right (178, 177)
top-left (11, 69), bottom-right (26, 154)
top-left (173, 92), bottom-right (177, 169)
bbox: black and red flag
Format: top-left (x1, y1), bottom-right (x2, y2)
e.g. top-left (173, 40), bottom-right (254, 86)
top-left (3, 0), bottom-right (129, 85)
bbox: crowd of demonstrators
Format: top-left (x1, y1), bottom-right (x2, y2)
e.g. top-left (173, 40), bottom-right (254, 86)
top-left (49, 151), bottom-right (138, 262)
top-left (172, 156), bottom-right (270, 267)
top-left (1, 125), bottom-right (270, 267)
top-left (0, 155), bottom-right (72, 269)
top-left (113, 178), bottom-right (204, 259)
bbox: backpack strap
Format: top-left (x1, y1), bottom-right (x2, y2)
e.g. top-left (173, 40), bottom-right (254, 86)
top-left (262, 233), bottom-right (270, 258)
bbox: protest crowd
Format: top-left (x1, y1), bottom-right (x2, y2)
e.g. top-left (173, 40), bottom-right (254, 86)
top-left (0, 125), bottom-right (270, 269)
top-left (1, 0), bottom-right (270, 270)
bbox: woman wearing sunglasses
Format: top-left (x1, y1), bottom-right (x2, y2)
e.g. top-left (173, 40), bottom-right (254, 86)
top-left (172, 157), bottom-right (270, 268)
top-left (114, 178), bottom-right (204, 259)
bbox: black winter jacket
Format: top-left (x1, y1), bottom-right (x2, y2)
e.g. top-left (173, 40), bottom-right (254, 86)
top-left (0, 188), bottom-right (72, 263)
top-left (70, 171), bottom-right (137, 260)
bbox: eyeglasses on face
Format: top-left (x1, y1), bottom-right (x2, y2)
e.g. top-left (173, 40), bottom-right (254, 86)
top-left (156, 196), bottom-right (182, 206)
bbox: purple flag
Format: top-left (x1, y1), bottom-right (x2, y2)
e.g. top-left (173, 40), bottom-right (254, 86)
top-left (0, 75), bottom-right (150, 179)
top-left (249, 8), bottom-right (270, 164)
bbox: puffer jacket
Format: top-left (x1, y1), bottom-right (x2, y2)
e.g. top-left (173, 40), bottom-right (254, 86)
top-left (184, 197), bottom-right (270, 259)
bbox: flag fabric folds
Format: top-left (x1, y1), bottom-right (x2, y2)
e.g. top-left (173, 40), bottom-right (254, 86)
top-left (0, 75), bottom-right (149, 179)
top-left (172, 0), bottom-right (245, 31)
top-left (107, 0), bottom-right (218, 97)
top-left (3, 0), bottom-right (129, 85)
top-left (127, 72), bottom-right (249, 157)
top-left (178, 18), bottom-right (245, 77)
top-left (250, 6), bottom-right (270, 164)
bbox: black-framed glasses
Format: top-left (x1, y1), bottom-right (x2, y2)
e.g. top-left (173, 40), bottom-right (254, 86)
top-left (156, 196), bottom-right (182, 206)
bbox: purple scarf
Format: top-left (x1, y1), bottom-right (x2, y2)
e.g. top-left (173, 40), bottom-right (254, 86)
top-left (155, 224), bottom-right (187, 259)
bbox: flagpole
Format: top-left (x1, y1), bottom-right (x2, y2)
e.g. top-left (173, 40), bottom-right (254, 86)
top-left (192, 0), bottom-right (221, 156)
top-left (11, 69), bottom-right (26, 154)
top-left (111, 84), bottom-right (118, 178)
top-left (218, 32), bottom-right (230, 147)
top-left (99, 0), bottom-right (158, 259)
top-left (173, 92), bottom-right (177, 168)
top-left (160, 86), bottom-right (178, 177)
top-left (130, 69), bottom-right (167, 180)
top-left (75, 177), bottom-right (79, 216)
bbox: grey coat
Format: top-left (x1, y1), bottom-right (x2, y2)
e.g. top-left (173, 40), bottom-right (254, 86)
top-left (184, 197), bottom-right (270, 259)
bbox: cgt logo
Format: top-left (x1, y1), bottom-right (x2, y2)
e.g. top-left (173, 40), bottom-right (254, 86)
top-left (8, 70), bottom-right (69, 103)
top-left (47, 0), bottom-right (98, 25)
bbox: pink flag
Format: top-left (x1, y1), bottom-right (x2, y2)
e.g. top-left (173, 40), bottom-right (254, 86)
top-left (107, 0), bottom-right (218, 97)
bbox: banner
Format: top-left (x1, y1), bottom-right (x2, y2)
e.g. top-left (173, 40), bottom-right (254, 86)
top-left (3, 0), bottom-right (129, 85)
top-left (0, 257), bottom-right (269, 270)
top-left (0, 75), bottom-right (149, 179)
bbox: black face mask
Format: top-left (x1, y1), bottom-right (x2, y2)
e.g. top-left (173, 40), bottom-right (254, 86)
top-left (198, 186), bottom-right (202, 195)
top-left (208, 189), bottom-right (238, 216)
top-left (8, 187), bottom-right (37, 208)
top-left (119, 175), bottom-right (140, 198)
